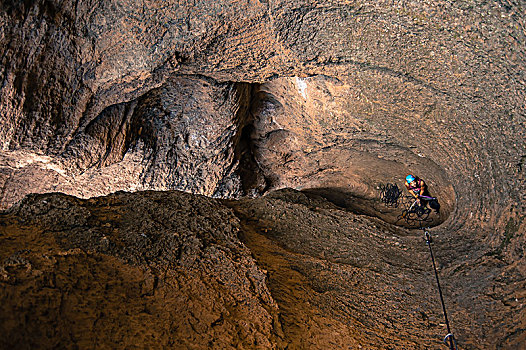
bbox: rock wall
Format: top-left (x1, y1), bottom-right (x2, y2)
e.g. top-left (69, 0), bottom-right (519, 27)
top-left (0, 1), bottom-right (525, 348)
top-left (1, 191), bottom-right (277, 349)
top-left (1, 189), bottom-right (523, 349)
top-left (0, 75), bottom-right (252, 206)
top-left (1, 0), bottom-right (524, 214)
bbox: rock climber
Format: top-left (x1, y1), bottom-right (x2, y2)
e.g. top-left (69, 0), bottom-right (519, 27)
top-left (405, 174), bottom-right (440, 213)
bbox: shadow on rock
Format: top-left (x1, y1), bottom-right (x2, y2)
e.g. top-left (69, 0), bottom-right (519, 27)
top-left (301, 187), bottom-right (449, 229)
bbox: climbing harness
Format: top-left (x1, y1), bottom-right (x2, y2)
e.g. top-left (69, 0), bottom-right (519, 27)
top-left (407, 178), bottom-right (425, 195)
top-left (398, 196), bottom-right (432, 227)
top-left (423, 228), bottom-right (459, 350)
top-left (378, 183), bottom-right (436, 227)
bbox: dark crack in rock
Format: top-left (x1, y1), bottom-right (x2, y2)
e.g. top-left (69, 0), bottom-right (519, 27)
top-left (0, 1), bottom-right (525, 349)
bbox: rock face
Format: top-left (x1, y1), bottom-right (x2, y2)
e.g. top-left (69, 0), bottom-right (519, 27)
top-left (249, 76), bottom-right (456, 227)
top-left (0, 76), bottom-right (251, 206)
top-left (0, 0), bottom-right (525, 349)
top-left (1, 189), bottom-right (522, 349)
top-left (1, 191), bottom-right (277, 349)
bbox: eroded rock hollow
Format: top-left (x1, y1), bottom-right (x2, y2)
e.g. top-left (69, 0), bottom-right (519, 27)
top-left (1, 1), bottom-right (525, 349)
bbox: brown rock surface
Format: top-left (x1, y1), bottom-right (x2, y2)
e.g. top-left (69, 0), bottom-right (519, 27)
top-left (227, 189), bottom-right (525, 349)
top-left (0, 75), bottom-right (252, 207)
top-left (1, 191), bottom-right (277, 349)
top-left (0, 0), bottom-right (525, 349)
top-left (1, 189), bottom-right (522, 349)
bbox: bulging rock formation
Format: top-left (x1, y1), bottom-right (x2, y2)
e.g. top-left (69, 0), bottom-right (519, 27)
top-left (0, 0), bottom-right (525, 349)
top-left (1, 191), bottom-right (278, 349)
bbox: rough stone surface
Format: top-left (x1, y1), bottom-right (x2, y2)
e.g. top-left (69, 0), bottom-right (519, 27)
top-left (0, 1), bottom-right (525, 349)
top-left (249, 76), bottom-right (455, 227)
top-left (0, 191), bottom-right (277, 349)
top-left (1, 1), bottom-right (524, 219)
top-left (0, 75), bottom-right (251, 208)
top-left (1, 189), bottom-right (522, 349)
top-left (226, 189), bottom-right (525, 350)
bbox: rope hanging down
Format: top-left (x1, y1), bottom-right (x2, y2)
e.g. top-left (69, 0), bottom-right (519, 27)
top-left (423, 228), bottom-right (459, 350)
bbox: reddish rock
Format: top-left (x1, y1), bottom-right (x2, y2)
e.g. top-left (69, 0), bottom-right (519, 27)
top-left (0, 191), bottom-right (278, 349)
top-left (0, 1), bottom-right (524, 349)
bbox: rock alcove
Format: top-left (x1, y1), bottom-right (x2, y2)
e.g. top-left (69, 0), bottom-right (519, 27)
top-left (1, 1), bottom-right (525, 349)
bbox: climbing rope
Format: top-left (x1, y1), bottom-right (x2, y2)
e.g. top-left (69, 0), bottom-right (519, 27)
top-left (379, 183), bottom-right (402, 207)
top-left (398, 196), bottom-right (433, 227)
top-left (423, 228), bottom-right (459, 350)
top-left (379, 184), bottom-right (456, 346)
top-left (378, 183), bottom-right (434, 227)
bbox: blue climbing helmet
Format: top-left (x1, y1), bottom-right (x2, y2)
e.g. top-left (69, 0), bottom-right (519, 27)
top-left (406, 174), bottom-right (416, 184)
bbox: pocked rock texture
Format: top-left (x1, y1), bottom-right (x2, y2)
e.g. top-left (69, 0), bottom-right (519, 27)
top-left (1, 191), bottom-right (277, 349)
top-left (0, 1), bottom-right (525, 349)
top-left (1, 189), bottom-right (523, 349)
